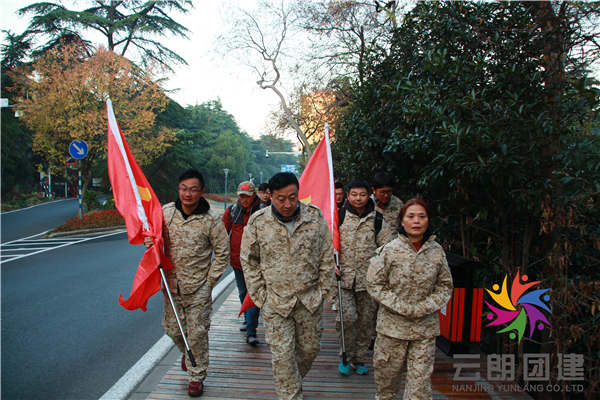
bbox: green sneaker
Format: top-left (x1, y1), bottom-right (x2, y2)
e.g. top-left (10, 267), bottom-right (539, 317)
top-left (338, 361), bottom-right (350, 376)
top-left (353, 363), bottom-right (369, 375)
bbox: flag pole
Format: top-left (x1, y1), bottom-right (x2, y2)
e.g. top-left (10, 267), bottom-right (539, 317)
top-left (322, 123), bottom-right (349, 374)
top-left (158, 264), bottom-right (197, 367)
top-left (335, 251), bottom-right (349, 374)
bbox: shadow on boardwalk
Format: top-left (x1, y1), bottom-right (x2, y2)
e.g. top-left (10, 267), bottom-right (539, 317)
top-left (146, 289), bottom-right (530, 399)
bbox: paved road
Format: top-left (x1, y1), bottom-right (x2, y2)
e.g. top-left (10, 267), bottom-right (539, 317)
top-left (1, 232), bottom-right (167, 400)
top-left (1, 199), bottom-right (79, 242)
top-left (1, 199), bottom-right (232, 400)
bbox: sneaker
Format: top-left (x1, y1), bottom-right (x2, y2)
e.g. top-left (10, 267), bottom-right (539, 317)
top-left (352, 363), bottom-right (369, 375)
top-left (239, 323), bottom-right (247, 332)
top-left (246, 335), bottom-right (259, 346)
top-left (338, 361), bottom-right (350, 376)
top-left (181, 354), bottom-right (187, 371)
top-left (188, 381), bottom-right (203, 397)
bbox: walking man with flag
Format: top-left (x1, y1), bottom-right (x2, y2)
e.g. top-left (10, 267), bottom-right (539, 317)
top-left (240, 172), bottom-right (335, 400)
top-left (144, 169), bottom-right (229, 397)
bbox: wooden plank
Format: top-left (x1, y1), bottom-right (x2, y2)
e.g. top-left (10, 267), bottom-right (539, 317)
top-left (147, 290), bottom-right (531, 399)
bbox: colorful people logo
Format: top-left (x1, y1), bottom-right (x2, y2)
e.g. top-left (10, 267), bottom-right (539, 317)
top-left (485, 271), bottom-right (551, 344)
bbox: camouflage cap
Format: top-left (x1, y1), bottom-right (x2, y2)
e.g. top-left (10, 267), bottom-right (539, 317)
top-left (237, 181), bottom-right (256, 196)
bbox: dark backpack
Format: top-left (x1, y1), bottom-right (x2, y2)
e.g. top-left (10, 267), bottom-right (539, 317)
top-left (337, 208), bottom-right (383, 236)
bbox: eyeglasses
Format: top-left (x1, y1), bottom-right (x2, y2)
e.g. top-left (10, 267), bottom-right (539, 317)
top-left (178, 186), bottom-right (202, 194)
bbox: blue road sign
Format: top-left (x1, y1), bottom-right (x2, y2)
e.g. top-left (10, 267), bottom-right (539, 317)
top-left (281, 164), bottom-right (297, 173)
top-left (69, 140), bottom-right (88, 159)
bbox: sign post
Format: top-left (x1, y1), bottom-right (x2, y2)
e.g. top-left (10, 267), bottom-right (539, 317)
top-left (69, 140), bottom-right (88, 217)
top-left (223, 168), bottom-right (229, 210)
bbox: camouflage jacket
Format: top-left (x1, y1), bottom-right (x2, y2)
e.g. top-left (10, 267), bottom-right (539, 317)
top-left (240, 202), bottom-right (335, 318)
top-left (372, 194), bottom-right (403, 232)
top-left (339, 201), bottom-right (395, 291)
top-left (367, 234), bottom-right (453, 340)
top-left (162, 200), bottom-right (230, 295)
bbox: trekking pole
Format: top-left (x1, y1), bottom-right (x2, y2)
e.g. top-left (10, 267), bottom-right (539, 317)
top-left (334, 251), bottom-right (350, 375)
top-left (158, 264), bottom-right (196, 367)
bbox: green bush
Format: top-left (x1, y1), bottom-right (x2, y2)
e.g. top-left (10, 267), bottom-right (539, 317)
top-left (54, 209), bottom-right (124, 232)
top-left (103, 196), bottom-right (115, 209)
top-left (83, 190), bottom-right (101, 211)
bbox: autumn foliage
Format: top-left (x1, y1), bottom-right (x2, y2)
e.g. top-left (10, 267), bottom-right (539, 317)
top-left (13, 43), bottom-right (176, 188)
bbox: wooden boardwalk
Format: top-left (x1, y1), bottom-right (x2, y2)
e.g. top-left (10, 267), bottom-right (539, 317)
top-left (146, 289), bottom-right (530, 399)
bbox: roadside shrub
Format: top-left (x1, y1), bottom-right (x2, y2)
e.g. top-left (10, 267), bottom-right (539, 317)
top-left (54, 209), bottom-right (124, 232)
top-left (103, 196), bottom-right (115, 209)
top-left (204, 193), bottom-right (233, 203)
top-left (83, 190), bottom-right (101, 211)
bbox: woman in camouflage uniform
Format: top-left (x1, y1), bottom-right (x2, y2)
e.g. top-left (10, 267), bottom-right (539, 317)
top-left (367, 198), bottom-right (453, 400)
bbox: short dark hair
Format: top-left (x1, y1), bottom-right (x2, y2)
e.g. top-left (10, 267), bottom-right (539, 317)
top-left (372, 171), bottom-right (394, 189)
top-left (258, 183), bottom-right (269, 192)
top-left (346, 180), bottom-right (371, 194)
top-left (335, 181), bottom-right (345, 190)
top-left (269, 172), bottom-right (299, 192)
top-left (178, 169), bottom-right (205, 188)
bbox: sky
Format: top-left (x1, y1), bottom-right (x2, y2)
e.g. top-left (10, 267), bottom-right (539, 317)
top-left (0, 0), bottom-right (281, 140)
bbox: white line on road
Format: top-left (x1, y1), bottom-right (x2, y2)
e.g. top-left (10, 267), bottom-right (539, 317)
top-left (1, 247), bottom-right (49, 251)
top-left (98, 272), bottom-right (235, 400)
top-left (0, 230), bottom-right (126, 265)
top-left (1, 230), bottom-right (50, 245)
top-left (1, 199), bottom-right (74, 215)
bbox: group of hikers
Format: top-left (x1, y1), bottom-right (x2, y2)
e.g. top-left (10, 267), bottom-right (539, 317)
top-left (144, 168), bottom-right (453, 400)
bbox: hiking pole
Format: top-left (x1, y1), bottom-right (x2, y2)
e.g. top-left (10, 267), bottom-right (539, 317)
top-left (334, 251), bottom-right (350, 375)
top-left (158, 264), bottom-right (197, 367)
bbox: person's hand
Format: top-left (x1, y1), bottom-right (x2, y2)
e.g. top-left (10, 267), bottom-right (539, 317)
top-left (334, 265), bottom-right (342, 277)
top-left (144, 237), bottom-right (154, 249)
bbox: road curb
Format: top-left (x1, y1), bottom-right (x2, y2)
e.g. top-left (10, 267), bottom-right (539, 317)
top-left (99, 272), bottom-right (235, 400)
top-left (44, 226), bottom-right (126, 238)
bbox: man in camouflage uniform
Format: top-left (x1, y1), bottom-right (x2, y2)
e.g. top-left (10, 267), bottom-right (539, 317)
top-left (369, 171), bottom-right (403, 347)
top-left (371, 171), bottom-right (403, 232)
top-left (240, 172), bottom-right (334, 400)
top-left (146, 169), bottom-right (229, 397)
top-left (335, 180), bottom-right (394, 376)
top-left (367, 199), bottom-right (453, 400)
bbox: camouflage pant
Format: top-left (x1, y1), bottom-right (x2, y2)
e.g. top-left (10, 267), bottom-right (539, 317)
top-left (335, 289), bottom-right (375, 364)
top-left (373, 334), bottom-right (436, 400)
top-left (162, 283), bottom-right (212, 383)
top-left (263, 300), bottom-right (323, 400)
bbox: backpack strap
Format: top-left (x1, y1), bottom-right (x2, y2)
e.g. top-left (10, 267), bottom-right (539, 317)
top-left (228, 204), bottom-right (245, 225)
top-left (374, 211), bottom-right (383, 236)
top-left (337, 208), bottom-right (346, 227)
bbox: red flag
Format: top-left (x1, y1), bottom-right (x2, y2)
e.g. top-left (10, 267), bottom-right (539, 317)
top-left (106, 99), bottom-right (174, 312)
top-left (298, 124), bottom-right (340, 251)
top-left (239, 293), bottom-right (256, 317)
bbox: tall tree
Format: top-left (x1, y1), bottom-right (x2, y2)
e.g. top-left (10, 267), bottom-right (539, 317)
top-left (295, 0), bottom-right (404, 86)
top-left (17, 0), bottom-right (191, 71)
top-left (219, 0), bottom-right (313, 158)
top-left (1, 30), bottom-right (33, 71)
top-left (147, 100), bottom-right (299, 201)
top-left (335, 2), bottom-right (600, 395)
top-left (15, 43), bottom-right (176, 193)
